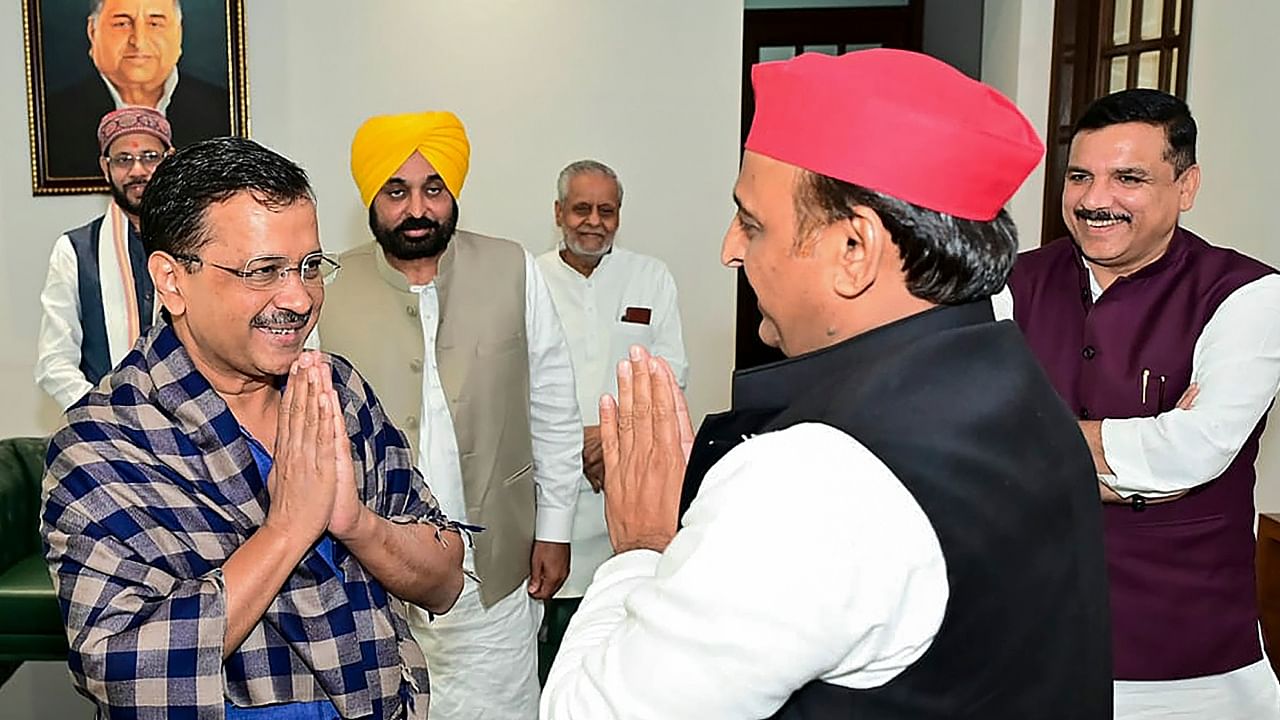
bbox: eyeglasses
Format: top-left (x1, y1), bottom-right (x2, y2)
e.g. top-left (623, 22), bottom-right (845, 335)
top-left (172, 251), bottom-right (341, 291)
top-left (104, 150), bottom-right (167, 171)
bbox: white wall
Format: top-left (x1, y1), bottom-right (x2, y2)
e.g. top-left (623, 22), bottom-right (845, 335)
top-left (0, 1), bottom-right (742, 715)
top-left (1183, 1), bottom-right (1280, 511)
top-left (980, 0), bottom-right (1053, 250)
top-left (0, 0), bottom-right (743, 436)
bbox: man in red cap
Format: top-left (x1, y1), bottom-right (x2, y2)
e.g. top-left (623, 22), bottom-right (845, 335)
top-left (541, 49), bottom-right (1112, 719)
top-left (36, 107), bottom-right (173, 410)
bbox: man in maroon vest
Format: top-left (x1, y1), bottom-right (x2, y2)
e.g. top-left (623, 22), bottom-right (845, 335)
top-left (1006, 88), bottom-right (1280, 719)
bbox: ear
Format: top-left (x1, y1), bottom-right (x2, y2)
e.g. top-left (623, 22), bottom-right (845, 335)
top-left (553, 200), bottom-right (563, 228)
top-left (85, 16), bottom-right (96, 54)
top-left (1176, 163), bottom-right (1201, 213)
top-left (149, 252), bottom-right (188, 319)
top-left (830, 206), bottom-right (889, 300)
top-left (100, 155), bottom-right (111, 182)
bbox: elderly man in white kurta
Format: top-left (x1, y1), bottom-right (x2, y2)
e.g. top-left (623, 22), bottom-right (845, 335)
top-left (534, 160), bottom-right (688, 680)
top-left (321, 110), bottom-right (582, 720)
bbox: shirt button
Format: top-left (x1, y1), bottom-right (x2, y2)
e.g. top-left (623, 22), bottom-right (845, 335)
top-left (406, 305), bottom-right (419, 318)
top-left (1080, 407), bottom-right (1091, 420)
top-left (404, 415), bottom-right (419, 428)
top-left (410, 358), bottom-right (424, 373)
top-left (1082, 346), bottom-right (1096, 360)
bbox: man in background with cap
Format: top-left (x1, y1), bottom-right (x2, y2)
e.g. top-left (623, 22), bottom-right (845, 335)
top-left (321, 110), bottom-right (581, 719)
top-left (36, 106), bottom-right (172, 411)
top-left (541, 49), bottom-right (1112, 719)
top-left (1002, 88), bottom-right (1280, 720)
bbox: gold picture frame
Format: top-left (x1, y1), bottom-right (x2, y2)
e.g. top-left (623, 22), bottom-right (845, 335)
top-left (22, 0), bottom-right (250, 195)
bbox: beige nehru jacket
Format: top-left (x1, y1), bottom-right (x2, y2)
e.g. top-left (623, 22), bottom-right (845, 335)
top-left (320, 231), bottom-right (535, 606)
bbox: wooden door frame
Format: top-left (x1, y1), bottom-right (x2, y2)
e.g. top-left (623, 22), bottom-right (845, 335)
top-left (735, 2), bottom-right (926, 370)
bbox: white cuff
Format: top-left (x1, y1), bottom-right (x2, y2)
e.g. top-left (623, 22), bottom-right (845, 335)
top-left (535, 505), bottom-right (576, 543)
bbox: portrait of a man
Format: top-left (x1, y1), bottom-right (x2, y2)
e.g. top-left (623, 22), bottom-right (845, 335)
top-left (24, 0), bottom-right (247, 193)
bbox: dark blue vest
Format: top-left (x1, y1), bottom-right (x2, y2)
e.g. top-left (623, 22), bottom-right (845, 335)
top-left (65, 215), bottom-right (155, 385)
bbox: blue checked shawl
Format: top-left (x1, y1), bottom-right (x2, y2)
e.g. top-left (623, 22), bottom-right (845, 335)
top-left (41, 321), bottom-right (455, 719)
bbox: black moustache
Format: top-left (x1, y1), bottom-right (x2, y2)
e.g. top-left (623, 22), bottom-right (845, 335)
top-left (1074, 209), bottom-right (1131, 223)
top-left (251, 311), bottom-right (311, 328)
top-left (397, 218), bottom-right (441, 233)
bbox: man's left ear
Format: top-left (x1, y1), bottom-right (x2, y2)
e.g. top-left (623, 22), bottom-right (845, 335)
top-left (831, 207), bottom-right (886, 300)
top-left (1177, 164), bottom-right (1201, 213)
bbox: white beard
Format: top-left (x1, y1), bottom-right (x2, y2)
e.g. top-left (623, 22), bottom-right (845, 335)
top-left (564, 234), bottom-right (612, 258)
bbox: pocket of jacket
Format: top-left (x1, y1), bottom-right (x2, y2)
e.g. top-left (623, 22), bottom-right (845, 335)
top-left (502, 462), bottom-right (534, 486)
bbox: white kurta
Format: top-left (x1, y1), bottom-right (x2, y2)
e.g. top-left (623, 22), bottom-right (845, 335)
top-left (35, 202), bottom-right (145, 411)
top-left (407, 249), bottom-right (582, 720)
top-left (536, 247), bottom-right (688, 598)
top-left (540, 423), bottom-right (949, 719)
top-left (992, 270), bottom-right (1280, 720)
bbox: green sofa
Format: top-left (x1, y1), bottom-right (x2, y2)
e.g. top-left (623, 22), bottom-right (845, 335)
top-left (0, 437), bottom-right (68, 687)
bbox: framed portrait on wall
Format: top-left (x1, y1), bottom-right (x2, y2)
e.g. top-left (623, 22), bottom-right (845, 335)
top-left (22, 0), bottom-right (249, 195)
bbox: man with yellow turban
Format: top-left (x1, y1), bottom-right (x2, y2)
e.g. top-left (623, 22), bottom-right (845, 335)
top-left (321, 110), bottom-right (582, 719)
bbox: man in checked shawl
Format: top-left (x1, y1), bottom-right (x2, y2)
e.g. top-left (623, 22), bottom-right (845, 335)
top-left (41, 136), bottom-right (465, 719)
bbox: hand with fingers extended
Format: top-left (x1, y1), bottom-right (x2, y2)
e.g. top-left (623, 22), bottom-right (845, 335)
top-left (262, 351), bottom-right (340, 548)
top-left (600, 345), bottom-right (696, 555)
top-left (312, 354), bottom-right (371, 541)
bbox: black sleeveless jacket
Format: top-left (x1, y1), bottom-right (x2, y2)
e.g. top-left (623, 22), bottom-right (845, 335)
top-left (682, 302), bottom-right (1111, 720)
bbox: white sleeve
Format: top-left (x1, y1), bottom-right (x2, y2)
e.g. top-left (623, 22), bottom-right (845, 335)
top-left (540, 423), bottom-right (948, 720)
top-left (649, 265), bottom-right (688, 389)
top-left (35, 236), bottom-right (94, 411)
top-left (524, 249), bottom-right (584, 542)
top-left (1101, 274), bottom-right (1280, 496)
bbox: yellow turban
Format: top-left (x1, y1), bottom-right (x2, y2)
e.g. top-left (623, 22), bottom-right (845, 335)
top-left (350, 110), bottom-right (471, 208)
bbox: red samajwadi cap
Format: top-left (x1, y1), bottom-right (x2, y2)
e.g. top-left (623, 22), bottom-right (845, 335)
top-left (745, 49), bottom-right (1044, 221)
